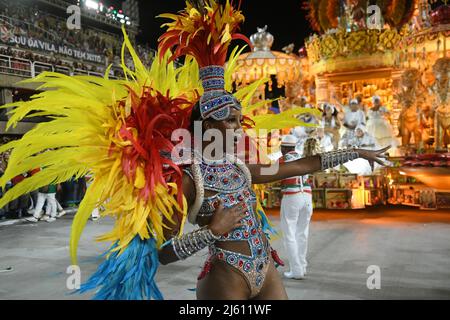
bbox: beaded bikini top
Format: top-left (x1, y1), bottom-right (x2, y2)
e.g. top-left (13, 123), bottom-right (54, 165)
top-left (183, 154), bottom-right (261, 242)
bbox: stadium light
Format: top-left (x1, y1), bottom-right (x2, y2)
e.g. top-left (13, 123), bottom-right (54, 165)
top-left (85, 0), bottom-right (99, 10)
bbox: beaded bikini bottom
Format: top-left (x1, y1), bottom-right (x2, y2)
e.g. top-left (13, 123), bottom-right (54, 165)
top-left (211, 244), bottom-right (270, 298)
top-left (198, 227), bottom-right (271, 299)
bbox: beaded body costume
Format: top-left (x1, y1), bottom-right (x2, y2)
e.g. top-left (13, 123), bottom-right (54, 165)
top-left (184, 154), bottom-right (270, 297)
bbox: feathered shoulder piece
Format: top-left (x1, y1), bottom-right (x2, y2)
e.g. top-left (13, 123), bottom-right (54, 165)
top-left (0, 28), bottom-right (199, 300)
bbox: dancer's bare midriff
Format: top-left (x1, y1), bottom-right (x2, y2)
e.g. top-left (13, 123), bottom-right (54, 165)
top-left (195, 192), bottom-right (286, 300)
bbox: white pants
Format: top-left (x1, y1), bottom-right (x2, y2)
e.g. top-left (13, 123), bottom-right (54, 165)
top-left (33, 192), bottom-right (57, 219)
top-left (56, 199), bottom-right (63, 212)
top-left (280, 192), bottom-right (313, 275)
top-left (86, 180), bottom-right (100, 219)
top-left (91, 207), bottom-right (100, 219)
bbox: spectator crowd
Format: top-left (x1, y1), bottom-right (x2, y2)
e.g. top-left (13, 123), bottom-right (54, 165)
top-left (0, 137), bottom-right (93, 222)
top-left (0, 0), bottom-right (155, 78)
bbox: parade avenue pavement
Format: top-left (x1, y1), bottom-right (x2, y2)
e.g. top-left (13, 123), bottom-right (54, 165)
top-left (1, 206), bottom-right (449, 300)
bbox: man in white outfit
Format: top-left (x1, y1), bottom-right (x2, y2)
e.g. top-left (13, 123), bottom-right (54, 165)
top-left (279, 135), bottom-right (314, 279)
top-left (291, 104), bottom-right (319, 155)
top-left (55, 199), bottom-right (67, 217)
top-left (315, 126), bottom-right (334, 152)
top-left (341, 99), bottom-right (366, 148)
top-left (343, 124), bottom-right (382, 175)
top-left (85, 173), bottom-right (100, 221)
top-left (25, 184), bottom-right (58, 222)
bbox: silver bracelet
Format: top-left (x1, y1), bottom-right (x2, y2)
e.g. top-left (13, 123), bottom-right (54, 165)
top-left (206, 227), bottom-right (221, 241)
top-left (319, 148), bottom-right (359, 171)
top-left (172, 239), bottom-right (184, 261)
top-left (172, 226), bottom-right (220, 260)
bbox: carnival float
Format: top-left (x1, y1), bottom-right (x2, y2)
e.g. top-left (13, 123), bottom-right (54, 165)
top-left (231, 0), bottom-right (450, 210)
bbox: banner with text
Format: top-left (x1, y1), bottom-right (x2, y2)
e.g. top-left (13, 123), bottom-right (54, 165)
top-left (0, 27), bottom-right (103, 64)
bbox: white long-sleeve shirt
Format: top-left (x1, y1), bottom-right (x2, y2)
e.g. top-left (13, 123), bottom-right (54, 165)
top-left (343, 108), bottom-right (366, 128)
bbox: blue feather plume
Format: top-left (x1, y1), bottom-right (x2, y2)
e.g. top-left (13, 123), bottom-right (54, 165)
top-left (76, 236), bottom-right (163, 300)
top-left (257, 208), bottom-right (277, 238)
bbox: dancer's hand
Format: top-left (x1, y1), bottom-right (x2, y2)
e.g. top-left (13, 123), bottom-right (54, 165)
top-left (356, 145), bottom-right (391, 171)
top-left (209, 200), bottom-right (246, 237)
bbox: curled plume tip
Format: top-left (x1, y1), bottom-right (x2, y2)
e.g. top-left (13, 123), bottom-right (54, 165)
top-left (157, 0), bottom-right (251, 67)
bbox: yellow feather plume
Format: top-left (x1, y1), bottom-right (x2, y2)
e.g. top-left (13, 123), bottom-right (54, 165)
top-left (0, 27), bottom-right (197, 265)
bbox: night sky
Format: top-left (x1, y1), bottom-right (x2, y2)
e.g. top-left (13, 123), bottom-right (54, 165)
top-left (136, 0), bottom-right (313, 53)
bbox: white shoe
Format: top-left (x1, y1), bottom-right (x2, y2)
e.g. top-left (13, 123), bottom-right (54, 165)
top-left (46, 217), bottom-right (56, 222)
top-left (40, 215), bottom-right (50, 221)
top-left (56, 210), bottom-right (66, 218)
top-left (283, 271), bottom-right (305, 280)
top-left (91, 216), bottom-right (100, 221)
top-left (25, 217), bottom-right (39, 223)
top-left (33, 210), bottom-right (44, 218)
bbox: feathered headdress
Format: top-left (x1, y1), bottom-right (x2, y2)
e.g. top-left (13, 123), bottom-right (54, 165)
top-left (0, 28), bottom-right (199, 300)
top-left (158, 0), bottom-right (251, 121)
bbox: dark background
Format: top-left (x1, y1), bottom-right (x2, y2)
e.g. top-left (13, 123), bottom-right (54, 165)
top-left (136, 0), bottom-right (313, 52)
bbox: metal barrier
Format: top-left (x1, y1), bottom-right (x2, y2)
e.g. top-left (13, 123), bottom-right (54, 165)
top-left (73, 69), bottom-right (101, 77)
top-left (73, 68), bottom-right (117, 78)
top-left (72, 68), bottom-right (88, 76)
top-left (33, 61), bottom-right (53, 77)
top-left (0, 54), bottom-right (32, 77)
top-left (54, 65), bottom-right (71, 76)
top-left (0, 53), bottom-right (121, 79)
top-left (0, 49), bottom-right (147, 81)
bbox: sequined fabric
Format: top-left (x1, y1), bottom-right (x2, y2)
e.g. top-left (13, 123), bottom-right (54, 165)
top-left (199, 65), bottom-right (241, 121)
top-left (184, 156), bottom-right (271, 298)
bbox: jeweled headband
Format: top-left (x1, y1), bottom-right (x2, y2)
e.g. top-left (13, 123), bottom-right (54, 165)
top-left (199, 65), bottom-right (241, 121)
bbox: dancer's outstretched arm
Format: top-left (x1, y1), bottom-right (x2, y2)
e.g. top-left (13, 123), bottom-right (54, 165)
top-left (249, 146), bottom-right (390, 184)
